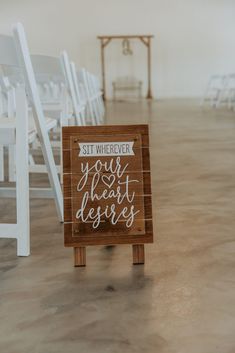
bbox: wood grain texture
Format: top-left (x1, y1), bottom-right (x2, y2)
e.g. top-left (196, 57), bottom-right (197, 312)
top-left (62, 125), bottom-right (150, 149)
top-left (70, 133), bottom-right (143, 149)
top-left (74, 247), bottom-right (86, 267)
top-left (62, 124), bottom-right (153, 247)
top-left (63, 195), bottom-right (152, 223)
top-left (64, 218), bottom-right (153, 246)
top-left (132, 244), bottom-right (145, 264)
top-left (63, 148), bottom-right (151, 173)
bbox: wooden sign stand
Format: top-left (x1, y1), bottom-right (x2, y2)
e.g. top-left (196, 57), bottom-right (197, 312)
top-left (74, 247), bottom-right (86, 266)
top-left (62, 125), bottom-right (153, 267)
top-left (74, 244), bottom-right (145, 266)
top-left (132, 244), bottom-right (145, 265)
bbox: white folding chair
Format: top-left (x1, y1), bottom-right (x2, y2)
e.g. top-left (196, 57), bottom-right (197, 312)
top-left (13, 22), bottom-right (63, 221)
top-left (0, 74), bottom-right (59, 182)
top-left (88, 71), bottom-right (104, 123)
top-left (70, 62), bottom-right (88, 123)
top-left (200, 75), bottom-right (228, 108)
top-left (76, 67), bottom-right (97, 125)
top-left (60, 51), bottom-right (85, 126)
top-left (216, 73), bottom-right (235, 110)
top-left (30, 54), bottom-right (71, 125)
top-left (29, 54), bottom-right (73, 181)
top-left (227, 74), bottom-right (235, 110)
top-left (77, 68), bottom-right (104, 125)
top-left (0, 79), bottom-right (30, 255)
top-left (92, 73), bottom-right (105, 121)
top-left (0, 78), bottom-right (8, 182)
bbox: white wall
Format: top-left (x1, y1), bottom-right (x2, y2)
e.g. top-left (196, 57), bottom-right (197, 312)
top-left (0, 0), bottom-right (235, 99)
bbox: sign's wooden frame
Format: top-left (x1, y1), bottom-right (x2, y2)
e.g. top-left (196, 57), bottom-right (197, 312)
top-left (62, 125), bottom-right (153, 266)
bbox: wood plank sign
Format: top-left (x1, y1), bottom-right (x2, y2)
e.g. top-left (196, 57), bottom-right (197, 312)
top-left (62, 125), bottom-right (153, 266)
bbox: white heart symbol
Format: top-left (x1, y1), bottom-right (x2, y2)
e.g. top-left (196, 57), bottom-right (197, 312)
top-left (102, 174), bottom-right (115, 188)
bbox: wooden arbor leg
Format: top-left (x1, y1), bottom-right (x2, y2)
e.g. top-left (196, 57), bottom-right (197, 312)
top-left (132, 244), bottom-right (145, 265)
top-left (146, 37), bottom-right (153, 99)
top-left (74, 247), bottom-right (86, 267)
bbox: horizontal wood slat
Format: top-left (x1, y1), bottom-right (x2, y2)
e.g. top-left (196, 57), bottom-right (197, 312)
top-left (64, 195), bottom-right (152, 223)
top-left (64, 220), bottom-right (153, 246)
top-left (69, 133), bottom-right (142, 150)
top-left (62, 125), bottom-right (150, 149)
top-left (63, 148), bottom-right (150, 173)
top-left (63, 172), bottom-right (152, 198)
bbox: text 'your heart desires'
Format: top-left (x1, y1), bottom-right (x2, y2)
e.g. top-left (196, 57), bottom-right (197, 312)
top-left (75, 156), bottom-right (140, 229)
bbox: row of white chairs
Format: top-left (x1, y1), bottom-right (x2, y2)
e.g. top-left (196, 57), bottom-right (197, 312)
top-left (0, 23), bottom-right (105, 256)
top-left (0, 47), bottom-right (104, 182)
top-left (201, 73), bottom-right (235, 109)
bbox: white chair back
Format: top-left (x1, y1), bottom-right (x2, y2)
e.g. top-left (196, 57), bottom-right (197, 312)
top-left (60, 51), bottom-right (85, 126)
top-left (70, 62), bottom-right (85, 110)
top-left (78, 68), bottom-right (105, 125)
top-left (31, 54), bottom-right (65, 102)
top-left (0, 34), bottom-right (19, 67)
top-left (31, 54), bottom-right (64, 78)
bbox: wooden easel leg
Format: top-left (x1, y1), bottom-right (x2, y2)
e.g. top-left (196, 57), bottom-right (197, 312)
top-left (74, 247), bottom-right (86, 267)
top-left (132, 244), bottom-right (145, 265)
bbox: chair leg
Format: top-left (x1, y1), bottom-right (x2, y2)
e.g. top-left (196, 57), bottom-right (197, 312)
top-left (81, 110), bottom-right (86, 126)
top-left (88, 101), bottom-right (96, 125)
top-left (96, 97), bottom-right (103, 124)
top-left (15, 87), bottom-right (30, 256)
top-left (8, 145), bottom-right (16, 182)
top-left (92, 100), bottom-right (100, 125)
top-left (59, 112), bottom-right (64, 184)
top-left (28, 152), bottom-right (35, 166)
top-left (0, 145), bottom-right (4, 181)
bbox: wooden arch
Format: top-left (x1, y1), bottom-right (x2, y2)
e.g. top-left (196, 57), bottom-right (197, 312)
top-left (97, 35), bottom-right (154, 100)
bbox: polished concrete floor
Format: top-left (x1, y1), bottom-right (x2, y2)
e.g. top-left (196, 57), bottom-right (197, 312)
top-left (1, 99), bottom-right (235, 353)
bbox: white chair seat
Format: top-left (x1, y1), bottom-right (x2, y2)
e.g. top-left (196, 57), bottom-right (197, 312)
top-left (0, 117), bottom-right (17, 144)
top-left (0, 115), bottom-right (55, 148)
top-left (0, 117), bottom-right (36, 144)
top-left (44, 116), bottom-right (57, 130)
top-left (28, 115), bottom-right (57, 133)
top-left (42, 102), bottom-right (63, 110)
top-left (90, 92), bottom-right (102, 100)
top-left (28, 130), bottom-right (36, 144)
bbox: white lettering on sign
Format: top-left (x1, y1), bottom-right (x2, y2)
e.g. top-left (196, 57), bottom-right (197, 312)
top-left (78, 141), bottom-right (134, 157)
top-left (75, 156), bottom-right (140, 229)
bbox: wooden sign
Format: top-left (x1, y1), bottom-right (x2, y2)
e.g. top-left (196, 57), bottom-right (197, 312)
top-left (62, 125), bottom-right (153, 266)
